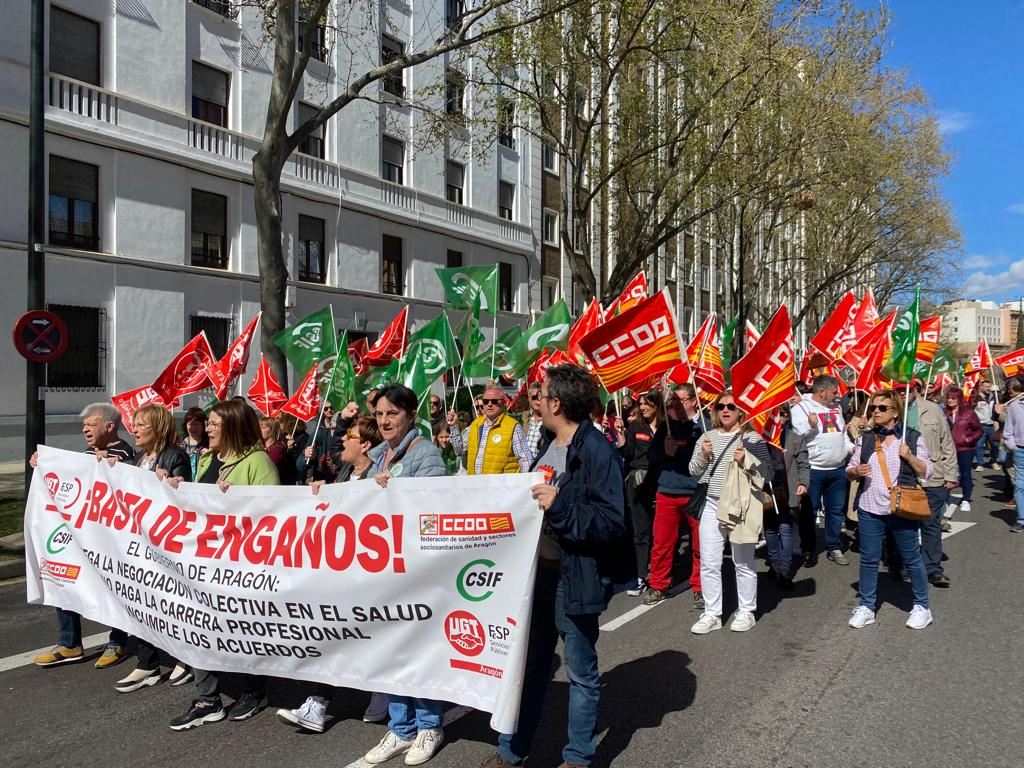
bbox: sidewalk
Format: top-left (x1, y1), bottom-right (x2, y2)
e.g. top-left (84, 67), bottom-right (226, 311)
top-left (0, 461), bottom-right (26, 501)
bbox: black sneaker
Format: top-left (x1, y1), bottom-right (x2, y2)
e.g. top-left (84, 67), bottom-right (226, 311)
top-left (169, 699), bottom-right (225, 731)
top-left (1011, 524), bottom-right (1024, 533)
top-left (692, 590), bottom-right (705, 610)
top-left (928, 573), bottom-right (951, 588)
top-left (803, 551), bottom-right (818, 568)
top-left (229, 691), bottom-right (268, 721)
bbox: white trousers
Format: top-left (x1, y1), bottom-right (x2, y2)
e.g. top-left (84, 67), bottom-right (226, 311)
top-left (699, 496), bottom-right (758, 616)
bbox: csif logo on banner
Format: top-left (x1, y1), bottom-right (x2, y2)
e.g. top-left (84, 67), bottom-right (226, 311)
top-left (735, 337), bottom-right (793, 412)
top-left (46, 523), bottom-right (73, 554)
top-left (591, 316), bottom-right (672, 367)
top-left (457, 559), bottom-right (503, 602)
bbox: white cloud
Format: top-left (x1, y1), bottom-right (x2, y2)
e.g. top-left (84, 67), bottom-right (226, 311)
top-left (937, 109), bottom-right (974, 136)
top-left (1009, 202), bottom-right (1024, 214)
top-left (961, 258), bottom-right (1024, 299)
top-left (963, 254), bottom-right (993, 269)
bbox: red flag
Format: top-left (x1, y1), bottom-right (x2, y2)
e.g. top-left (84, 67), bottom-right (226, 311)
top-left (247, 354), bottom-right (288, 417)
top-left (915, 316), bottom-right (941, 364)
top-left (580, 288), bottom-right (683, 393)
top-left (568, 299), bottom-right (603, 363)
top-left (798, 353), bottom-right (815, 386)
top-left (348, 337), bottom-right (370, 376)
top-left (995, 347), bottom-right (1024, 377)
top-left (151, 333), bottom-right (216, 404)
top-left (964, 371), bottom-right (982, 399)
top-left (854, 329), bottom-right (892, 393)
top-left (604, 271), bottom-right (648, 318)
top-left (207, 313), bottom-right (261, 399)
top-left (841, 290), bottom-right (879, 353)
top-left (842, 310), bottom-right (897, 373)
top-left (966, 339), bottom-right (992, 373)
top-left (685, 315), bottom-right (726, 394)
top-left (111, 385), bottom-right (171, 432)
top-left (731, 305), bottom-right (796, 421)
top-left (753, 409), bottom-right (785, 447)
top-left (808, 291), bottom-right (857, 360)
top-left (931, 372), bottom-right (953, 395)
top-left (280, 364), bottom-right (321, 422)
top-left (528, 347), bottom-right (572, 383)
top-left (745, 321), bottom-right (761, 350)
top-left (622, 369), bottom-right (664, 394)
top-left (667, 363), bottom-right (691, 386)
top-left (365, 306), bottom-right (409, 367)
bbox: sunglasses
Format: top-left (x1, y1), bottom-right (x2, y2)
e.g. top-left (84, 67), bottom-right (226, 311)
top-left (867, 404), bottom-right (893, 413)
top-left (530, 395), bottom-right (541, 401)
top-left (481, 398), bottom-right (503, 405)
top-left (345, 430), bottom-right (362, 441)
top-left (715, 403), bottom-right (738, 412)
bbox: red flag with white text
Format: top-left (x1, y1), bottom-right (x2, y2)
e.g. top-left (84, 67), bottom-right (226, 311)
top-left (731, 305), bottom-right (796, 421)
top-left (842, 310), bottom-right (897, 373)
top-left (685, 315), bottom-right (726, 394)
top-left (528, 347), bottom-right (572, 384)
top-left (151, 332), bottom-right (216, 404)
top-left (809, 291), bottom-right (857, 360)
top-left (965, 339), bottom-right (992, 373)
top-left (995, 347), bottom-right (1024, 377)
top-left (247, 353), bottom-right (289, 417)
top-left (745, 321), bottom-right (761, 350)
top-left (111, 386), bottom-right (172, 432)
top-left (841, 290), bottom-right (879, 354)
top-left (207, 313), bottom-right (261, 399)
top-left (348, 337), bottom-right (370, 376)
top-left (915, 316), bottom-right (941, 364)
top-left (280, 364), bottom-right (321, 422)
top-left (365, 306), bottom-right (409, 367)
top-left (604, 271), bottom-right (648, 319)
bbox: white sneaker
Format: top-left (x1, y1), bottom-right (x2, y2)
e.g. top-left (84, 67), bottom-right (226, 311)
top-left (364, 731), bottom-right (414, 764)
top-left (959, 500), bottom-right (971, 513)
top-left (363, 691), bottom-right (389, 723)
top-left (405, 728), bottom-right (444, 766)
top-left (168, 663), bottom-right (193, 686)
top-left (277, 695), bottom-right (327, 732)
top-left (729, 610), bottom-right (756, 632)
top-left (906, 605), bottom-right (933, 630)
top-left (114, 667), bottom-right (161, 693)
top-left (944, 502), bottom-right (958, 518)
top-left (690, 612), bottom-right (723, 635)
top-left (626, 579), bottom-right (644, 597)
top-left (848, 606), bottom-right (876, 629)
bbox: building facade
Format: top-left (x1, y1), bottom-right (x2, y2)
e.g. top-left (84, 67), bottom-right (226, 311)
top-left (940, 299), bottom-right (1009, 357)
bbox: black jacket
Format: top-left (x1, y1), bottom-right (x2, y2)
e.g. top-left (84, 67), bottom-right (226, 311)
top-left (648, 417), bottom-right (703, 495)
top-left (296, 426), bottom-right (349, 484)
top-left (536, 419), bottom-right (633, 615)
top-left (132, 444), bottom-right (192, 481)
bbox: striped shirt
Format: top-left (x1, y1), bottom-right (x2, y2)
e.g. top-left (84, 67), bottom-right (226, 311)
top-left (449, 417), bottom-right (533, 473)
top-left (847, 433), bottom-right (933, 516)
top-left (689, 428), bottom-right (771, 499)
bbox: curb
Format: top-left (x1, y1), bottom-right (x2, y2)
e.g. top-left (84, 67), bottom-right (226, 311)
top-left (0, 557), bottom-right (25, 580)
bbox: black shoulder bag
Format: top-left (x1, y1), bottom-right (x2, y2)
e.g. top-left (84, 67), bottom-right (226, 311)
top-left (685, 433), bottom-right (740, 521)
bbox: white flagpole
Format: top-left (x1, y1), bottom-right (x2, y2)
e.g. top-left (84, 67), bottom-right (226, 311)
top-left (489, 310), bottom-right (498, 383)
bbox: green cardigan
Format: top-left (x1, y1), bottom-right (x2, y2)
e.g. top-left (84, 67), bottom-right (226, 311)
top-left (195, 447), bottom-right (279, 486)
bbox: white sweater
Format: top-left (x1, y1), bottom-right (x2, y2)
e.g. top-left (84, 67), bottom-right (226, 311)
top-left (791, 395), bottom-right (853, 470)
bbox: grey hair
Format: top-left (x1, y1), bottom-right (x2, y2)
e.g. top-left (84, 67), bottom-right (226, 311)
top-left (811, 374), bottom-right (839, 393)
top-left (79, 402), bottom-right (121, 428)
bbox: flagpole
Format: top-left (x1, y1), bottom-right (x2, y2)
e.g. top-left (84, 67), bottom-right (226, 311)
top-left (489, 311), bottom-right (498, 382)
top-left (923, 360), bottom-right (935, 403)
top-left (310, 355), bottom-right (337, 449)
top-left (443, 311), bottom-right (477, 415)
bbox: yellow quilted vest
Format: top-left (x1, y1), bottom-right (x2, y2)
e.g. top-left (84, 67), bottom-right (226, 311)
top-left (466, 413), bottom-right (521, 474)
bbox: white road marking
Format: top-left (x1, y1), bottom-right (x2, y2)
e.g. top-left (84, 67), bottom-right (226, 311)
top-left (600, 601), bottom-right (662, 632)
top-left (0, 631), bottom-right (110, 673)
top-left (341, 705), bottom-right (475, 768)
top-left (942, 521), bottom-right (976, 539)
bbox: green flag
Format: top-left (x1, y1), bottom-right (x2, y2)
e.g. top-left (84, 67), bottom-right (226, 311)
top-left (405, 315), bottom-right (460, 381)
top-left (355, 358), bottom-right (400, 405)
top-left (464, 326), bottom-right (523, 379)
top-left (197, 389), bottom-right (219, 415)
top-left (504, 299), bottom-right (572, 377)
top-left (451, 301), bottom-right (486, 361)
top-left (883, 286), bottom-right (921, 384)
top-left (435, 265), bottom-right (499, 316)
top-left (720, 312), bottom-right (740, 383)
top-left (322, 331), bottom-right (357, 410)
top-left (414, 393), bottom-right (434, 441)
top-left (272, 307), bottom-right (337, 377)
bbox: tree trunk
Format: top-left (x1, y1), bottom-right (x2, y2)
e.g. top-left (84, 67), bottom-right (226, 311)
top-left (253, 148), bottom-right (290, 391)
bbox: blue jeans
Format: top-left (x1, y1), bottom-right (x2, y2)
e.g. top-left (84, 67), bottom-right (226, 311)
top-left (56, 608), bottom-right (127, 649)
top-left (809, 467), bottom-right (849, 552)
top-left (975, 424), bottom-right (996, 466)
top-left (857, 509), bottom-right (929, 610)
top-left (388, 696), bottom-right (442, 740)
top-left (764, 505), bottom-right (796, 577)
top-left (1014, 448), bottom-right (1024, 525)
top-left (956, 451), bottom-right (975, 502)
top-left (498, 567), bottom-right (601, 766)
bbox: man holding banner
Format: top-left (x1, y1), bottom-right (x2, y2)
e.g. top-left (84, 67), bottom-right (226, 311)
top-left (481, 364), bottom-right (630, 768)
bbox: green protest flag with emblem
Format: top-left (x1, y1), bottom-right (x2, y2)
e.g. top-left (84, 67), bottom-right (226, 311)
top-left (882, 286), bottom-right (921, 384)
top-left (464, 325), bottom-right (523, 379)
top-left (322, 331), bottom-right (357, 410)
top-left (405, 315), bottom-right (460, 381)
top-left (504, 299), bottom-right (571, 377)
top-left (435, 265), bottom-right (499, 316)
top-left (355, 358), bottom-right (400, 402)
top-left (272, 307), bottom-right (336, 377)
top-left (451, 301), bottom-right (486, 361)
top-left (414, 392), bottom-right (434, 440)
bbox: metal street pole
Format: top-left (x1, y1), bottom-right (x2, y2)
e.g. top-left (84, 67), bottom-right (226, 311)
top-left (25, 0), bottom-right (46, 494)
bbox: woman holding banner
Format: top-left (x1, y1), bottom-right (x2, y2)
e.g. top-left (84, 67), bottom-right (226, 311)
top-left (115, 405), bottom-right (193, 693)
top-left (169, 399), bottom-right (279, 731)
top-left (362, 384), bottom-right (447, 766)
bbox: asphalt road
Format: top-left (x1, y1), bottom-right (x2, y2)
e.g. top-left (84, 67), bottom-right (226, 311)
top-left (2, 467), bottom-right (1022, 768)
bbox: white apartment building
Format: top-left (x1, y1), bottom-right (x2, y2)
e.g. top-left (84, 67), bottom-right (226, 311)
top-left (941, 299), bottom-right (1007, 348)
top-left (0, 1), bottom-right (541, 459)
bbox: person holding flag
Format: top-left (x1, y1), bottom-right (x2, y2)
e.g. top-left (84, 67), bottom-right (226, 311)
top-left (446, 385), bottom-right (533, 475)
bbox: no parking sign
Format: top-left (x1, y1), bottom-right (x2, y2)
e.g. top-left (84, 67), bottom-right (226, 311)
top-left (12, 310), bottom-right (68, 364)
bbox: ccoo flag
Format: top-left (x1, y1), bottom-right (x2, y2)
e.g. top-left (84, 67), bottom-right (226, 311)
top-left (731, 305), bottom-right (796, 421)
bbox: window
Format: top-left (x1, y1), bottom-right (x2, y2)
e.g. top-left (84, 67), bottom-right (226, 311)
top-left (50, 7), bottom-right (100, 86)
top-left (297, 102), bottom-right (324, 158)
top-left (193, 0), bottom-right (233, 18)
top-left (446, 249), bottom-right (463, 269)
top-left (48, 156), bottom-right (98, 250)
top-left (192, 61), bottom-right (229, 127)
top-left (382, 235), bottom-right (403, 295)
top-left (191, 189), bottom-right (228, 269)
top-left (542, 278), bottom-right (558, 310)
top-left (499, 262), bottom-right (513, 312)
top-left (446, 160), bottom-right (464, 205)
top-left (297, 214), bottom-right (326, 283)
top-left (297, 13), bottom-right (327, 61)
top-left (542, 140), bottom-right (557, 173)
top-left (701, 266), bottom-right (709, 290)
top-left (498, 181), bottom-right (514, 221)
top-left (542, 209), bottom-right (558, 245)
top-left (381, 36), bottom-right (405, 98)
top-left (190, 315), bottom-right (230, 358)
top-left (497, 98), bottom-right (515, 149)
top-left (381, 136), bottom-right (404, 184)
top-left (445, 0), bottom-right (464, 28)
top-left (445, 69), bottom-right (465, 117)
top-left (46, 304), bottom-right (104, 389)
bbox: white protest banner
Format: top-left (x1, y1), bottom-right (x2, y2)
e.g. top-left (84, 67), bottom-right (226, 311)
top-left (26, 446), bottom-right (542, 732)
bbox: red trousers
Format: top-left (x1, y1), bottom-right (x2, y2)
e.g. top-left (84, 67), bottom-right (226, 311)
top-left (649, 492), bottom-right (700, 592)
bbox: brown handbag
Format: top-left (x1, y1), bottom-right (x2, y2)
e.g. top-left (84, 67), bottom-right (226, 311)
top-left (874, 442), bottom-right (931, 521)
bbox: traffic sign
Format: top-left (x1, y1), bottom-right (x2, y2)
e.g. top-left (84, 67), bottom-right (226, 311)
top-left (13, 310), bottom-right (68, 364)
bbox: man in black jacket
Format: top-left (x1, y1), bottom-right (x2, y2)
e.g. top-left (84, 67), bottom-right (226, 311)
top-left (481, 364), bottom-right (629, 768)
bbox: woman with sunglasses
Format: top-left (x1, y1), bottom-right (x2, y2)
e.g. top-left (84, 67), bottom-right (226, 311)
top-left (943, 386), bottom-right (982, 513)
top-left (688, 391), bottom-right (771, 634)
top-left (846, 389), bottom-right (934, 629)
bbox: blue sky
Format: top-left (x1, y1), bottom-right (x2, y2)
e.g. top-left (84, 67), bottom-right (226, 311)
top-left (864, 1), bottom-right (1024, 301)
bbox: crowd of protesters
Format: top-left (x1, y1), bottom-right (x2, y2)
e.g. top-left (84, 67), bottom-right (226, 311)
top-left (26, 361), bottom-right (1022, 766)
